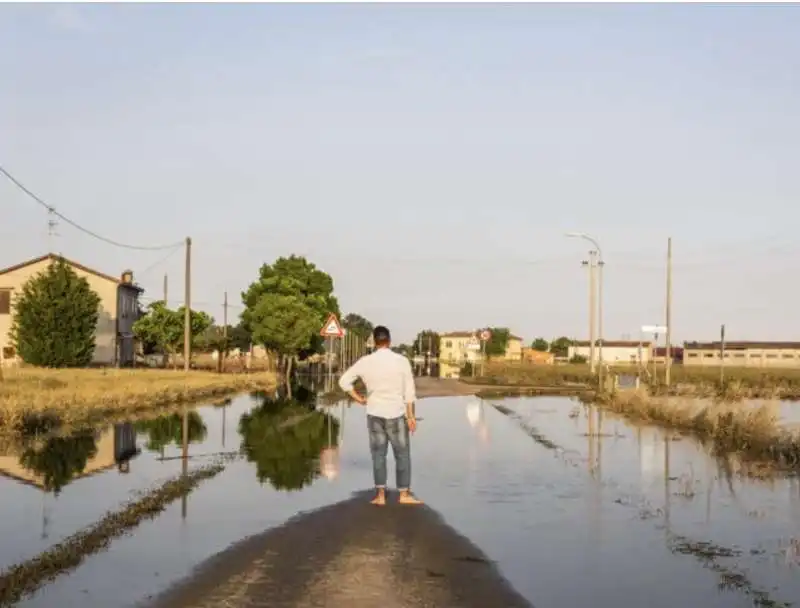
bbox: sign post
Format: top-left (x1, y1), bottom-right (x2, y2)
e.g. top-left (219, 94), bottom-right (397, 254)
top-left (320, 313), bottom-right (345, 382)
top-left (641, 325), bottom-right (667, 383)
top-left (479, 329), bottom-right (492, 377)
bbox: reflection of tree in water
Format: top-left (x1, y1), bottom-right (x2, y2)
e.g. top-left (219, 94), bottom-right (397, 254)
top-left (239, 397), bottom-right (339, 491)
top-left (19, 432), bottom-right (98, 495)
top-left (134, 412), bottom-right (207, 452)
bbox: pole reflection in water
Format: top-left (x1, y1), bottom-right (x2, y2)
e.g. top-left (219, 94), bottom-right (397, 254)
top-left (664, 429), bottom-right (671, 532)
top-left (181, 407), bottom-right (189, 520)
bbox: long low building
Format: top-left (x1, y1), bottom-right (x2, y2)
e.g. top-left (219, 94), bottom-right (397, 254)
top-left (683, 341), bottom-right (800, 368)
top-left (569, 340), bottom-right (652, 365)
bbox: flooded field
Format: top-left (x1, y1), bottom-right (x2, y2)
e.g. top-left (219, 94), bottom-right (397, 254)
top-left (1, 388), bottom-right (799, 607)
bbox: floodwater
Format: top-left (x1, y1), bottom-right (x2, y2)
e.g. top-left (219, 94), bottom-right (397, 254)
top-left (1, 389), bottom-right (799, 607)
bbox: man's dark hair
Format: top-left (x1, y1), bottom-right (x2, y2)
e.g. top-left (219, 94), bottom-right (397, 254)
top-left (373, 326), bottom-right (391, 346)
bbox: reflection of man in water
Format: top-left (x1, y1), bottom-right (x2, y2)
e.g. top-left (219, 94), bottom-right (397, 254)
top-left (339, 325), bottom-right (422, 506)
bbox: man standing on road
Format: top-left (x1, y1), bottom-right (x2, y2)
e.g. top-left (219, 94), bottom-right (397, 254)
top-left (339, 325), bottom-right (422, 506)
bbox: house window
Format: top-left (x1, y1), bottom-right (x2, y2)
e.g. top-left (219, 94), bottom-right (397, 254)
top-left (782, 354), bottom-right (795, 359)
top-left (734, 353), bottom-right (745, 358)
top-left (687, 353), bottom-right (699, 358)
top-left (766, 354), bottom-right (778, 359)
top-left (704, 353), bottom-right (715, 358)
top-left (0, 289), bottom-right (10, 315)
top-left (445, 340), bottom-right (452, 348)
top-left (2, 346), bottom-right (14, 359)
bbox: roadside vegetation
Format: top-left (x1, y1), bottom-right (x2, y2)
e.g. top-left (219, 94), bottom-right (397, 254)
top-left (466, 361), bottom-right (800, 399)
top-left (0, 367), bottom-right (276, 435)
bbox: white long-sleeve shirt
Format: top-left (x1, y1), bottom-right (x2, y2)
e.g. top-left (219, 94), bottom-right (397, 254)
top-left (338, 347), bottom-right (417, 419)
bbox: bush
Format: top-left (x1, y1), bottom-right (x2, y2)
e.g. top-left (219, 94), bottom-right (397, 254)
top-left (11, 259), bottom-right (101, 367)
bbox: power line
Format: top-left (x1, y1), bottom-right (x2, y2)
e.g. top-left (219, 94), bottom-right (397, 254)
top-left (0, 164), bottom-right (185, 251)
top-left (136, 246), bottom-right (183, 277)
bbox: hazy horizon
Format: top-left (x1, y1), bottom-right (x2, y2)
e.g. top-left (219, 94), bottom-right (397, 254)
top-left (3, 4), bottom-right (799, 344)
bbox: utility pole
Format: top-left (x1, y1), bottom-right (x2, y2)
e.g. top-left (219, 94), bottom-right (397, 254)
top-left (223, 291), bottom-right (228, 337)
top-left (597, 256), bottom-right (605, 388)
top-left (583, 251), bottom-right (598, 374)
top-left (183, 237), bottom-right (192, 372)
top-left (163, 274), bottom-right (168, 307)
top-left (665, 237), bottom-right (673, 387)
top-left (719, 324), bottom-right (726, 386)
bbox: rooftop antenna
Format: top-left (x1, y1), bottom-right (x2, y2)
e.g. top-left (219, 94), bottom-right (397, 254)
top-left (47, 207), bottom-right (60, 253)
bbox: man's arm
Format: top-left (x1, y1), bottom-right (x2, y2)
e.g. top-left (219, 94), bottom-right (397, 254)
top-left (403, 359), bottom-right (417, 420)
top-left (338, 359), bottom-right (366, 404)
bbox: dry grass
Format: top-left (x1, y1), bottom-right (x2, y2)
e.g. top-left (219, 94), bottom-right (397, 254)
top-left (600, 390), bottom-right (800, 467)
top-left (468, 361), bottom-right (800, 399)
top-left (0, 367), bottom-right (276, 435)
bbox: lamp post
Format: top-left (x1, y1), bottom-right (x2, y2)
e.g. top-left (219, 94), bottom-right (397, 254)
top-left (566, 232), bottom-right (604, 386)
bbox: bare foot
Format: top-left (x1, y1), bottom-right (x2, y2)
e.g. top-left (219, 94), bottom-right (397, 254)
top-left (370, 492), bottom-right (386, 506)
top-left (398, 492), bottom-right (423, 505)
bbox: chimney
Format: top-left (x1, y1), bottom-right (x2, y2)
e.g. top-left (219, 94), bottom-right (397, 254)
top-left (121, 270), bottom-right (134, 285)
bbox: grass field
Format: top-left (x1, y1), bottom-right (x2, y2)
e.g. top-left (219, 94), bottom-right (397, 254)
top-left (467, 361), bottom-right (800, 398)
top-left (0, 367), bottom-right (276, 434)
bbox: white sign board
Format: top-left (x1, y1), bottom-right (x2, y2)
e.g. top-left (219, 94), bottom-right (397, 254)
top-left (366, 335), bottom-right (375, 348)
top-left (466, 339), bottom-right (481, 351)
top-left (641, 325), bottom-right (667, 334)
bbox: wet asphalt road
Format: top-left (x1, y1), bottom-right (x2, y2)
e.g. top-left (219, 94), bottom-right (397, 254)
top-left (148, 491), bottom-right (532, 608)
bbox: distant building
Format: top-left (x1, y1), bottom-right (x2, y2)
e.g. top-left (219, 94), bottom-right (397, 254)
top-left (683, 341), bottom-right (800, 368)
top-left (438, 330), bottom-right (524, 378)
top-left (652, 346), bottom-right (683, 365)
top-left (521, 348), bottom-right (555, 365)
top-left (0, 253), bottom-right (143, 366)
top-left (569, 340), bottom-right (652, 366)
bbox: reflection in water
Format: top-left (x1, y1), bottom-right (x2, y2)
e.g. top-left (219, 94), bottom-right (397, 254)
top-left (239, 396), bottom-right (340, 491)
top-left (134, 412), bottom-right (207, 454)
top-left (0, 423), bottom-right (140, 495)
top-left (19, 433), bottom-right (98, 495)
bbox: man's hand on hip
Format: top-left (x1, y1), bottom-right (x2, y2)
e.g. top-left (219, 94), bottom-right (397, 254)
top-left (407, 415), bottom-right (417, 434)
top-left (348, 390), bottom-right (367, 405)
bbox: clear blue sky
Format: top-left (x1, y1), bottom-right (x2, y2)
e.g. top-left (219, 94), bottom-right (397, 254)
top-left (2, 3), bottom-right (799, 344)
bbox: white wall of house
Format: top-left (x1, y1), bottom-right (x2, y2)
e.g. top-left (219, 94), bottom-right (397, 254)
top-left (568, 344), bottom-right (651, 365)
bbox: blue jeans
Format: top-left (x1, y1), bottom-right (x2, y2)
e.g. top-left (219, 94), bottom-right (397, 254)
top-left (367, 414), bottom-right (411, 490)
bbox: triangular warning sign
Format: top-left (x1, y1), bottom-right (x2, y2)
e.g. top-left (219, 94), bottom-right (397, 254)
top-left (320, 313), bottom-right (344, 338)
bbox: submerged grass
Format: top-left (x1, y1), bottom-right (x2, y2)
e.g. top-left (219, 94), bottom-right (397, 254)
top-left (0, 462), bottom-right (228, 607)
top-left (598, 390), bottom-right (800, 467)
top-left (0, 367), bottom-right (276, 435)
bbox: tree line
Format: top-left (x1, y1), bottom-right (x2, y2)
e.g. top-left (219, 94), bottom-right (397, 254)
top-left (5, 255), bottom-right (375, 371)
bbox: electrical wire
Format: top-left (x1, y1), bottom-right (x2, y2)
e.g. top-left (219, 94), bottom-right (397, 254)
top-left (0, 164), bottom-right (185, 251)
top-left (136, 246), bottom-right (184, 277)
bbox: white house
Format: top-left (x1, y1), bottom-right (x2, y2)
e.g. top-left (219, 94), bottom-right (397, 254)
top-left (568, 340), bottom-right (652, 366)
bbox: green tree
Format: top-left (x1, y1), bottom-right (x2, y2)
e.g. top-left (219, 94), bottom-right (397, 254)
top-left (19, 431), bottom-right (98, 495)
top-left (550, 336), bottom-right (575, 358)
top-left (133, 301), bottom-right (212, 368)
top-left (412, 330), bottom-right (440, 357)
top-left (247, 293), bottom-right (320, 381)
top-left (239, 397), bottom-right (340, 491)
top-left (531, 337), bottom-right (549, 352)
top-left (241, 255), bottom-right (339, 367)
top-left (229, 322), bottom-right (252, 352)
top-left (342, 313), bottom-right (373, 340)
top-left (10, 258), bottom-right (101, 367)
top-left (483, 327), bottom-right (510, 358)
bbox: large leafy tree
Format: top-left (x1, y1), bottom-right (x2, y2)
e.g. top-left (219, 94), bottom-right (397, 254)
top-left (241, 255), bottom-right (339, 363)
top-left (483, 327), bottom-right (511, 358)
top-left (342, 313), bottom-right (373, 340)
top-left (11, 258), bottom-right (101, 367)
top-left (133, 301), bottom-right (212, 368)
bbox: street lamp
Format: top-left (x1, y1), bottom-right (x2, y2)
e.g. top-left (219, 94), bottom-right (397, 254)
top-left (566, 232), bottom-right (604, 383)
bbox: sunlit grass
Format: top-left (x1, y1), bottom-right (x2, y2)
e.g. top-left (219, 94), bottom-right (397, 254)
top-left (600, 390), bottom-right (800, 466)
top-left (0, 367), bottom-right (276, 434)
